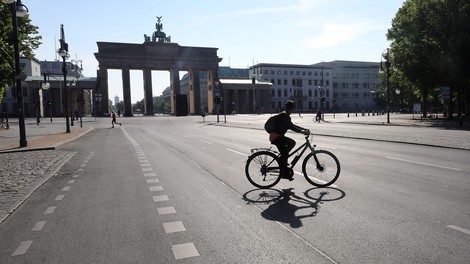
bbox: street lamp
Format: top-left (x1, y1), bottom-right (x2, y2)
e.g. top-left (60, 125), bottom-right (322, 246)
top-left (380, 48), bottom-right (391, 124)
top-left (57, 24), bottom-right (71, 133)
top-left (3, 0), bottom-right (29, 147)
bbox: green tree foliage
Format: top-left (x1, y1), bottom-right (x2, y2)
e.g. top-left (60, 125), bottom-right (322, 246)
top-left (0, 2), bottom-right (42, 101)
top-left (387, 0), bottom-right (470, 117)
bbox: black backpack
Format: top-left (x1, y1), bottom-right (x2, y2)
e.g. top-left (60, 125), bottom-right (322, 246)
top-left (264, 114), bottom-right (282, 133)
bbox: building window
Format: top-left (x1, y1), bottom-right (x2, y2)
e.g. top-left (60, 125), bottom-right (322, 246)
top-left (333, 82), bottom-right (338, 89)
top-left (277, 89), bottom-right (281, 97)
top-left (342, 83), bottom-right (348, 89)
top-left (284, 89), bottom-right (288, 97)
top-left (363, 82), bottom-right (370, 89)
top-left (284, 79), bottom-right (287, 85)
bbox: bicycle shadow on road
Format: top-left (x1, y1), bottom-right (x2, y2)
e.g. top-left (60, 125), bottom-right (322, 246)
top-left (243, 187), bottom-right (345, 228)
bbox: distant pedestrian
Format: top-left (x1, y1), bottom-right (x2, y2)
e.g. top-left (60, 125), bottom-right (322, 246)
top-left (111, 111), bottom-right (121, 128)
top-left (315, 109), bottom-right (322, 123)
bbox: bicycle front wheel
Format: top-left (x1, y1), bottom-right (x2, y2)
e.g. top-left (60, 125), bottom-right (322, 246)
top-left (245, 151), bottom-right (281, 189)
top-left (302, 150), bottom-right (340, 187)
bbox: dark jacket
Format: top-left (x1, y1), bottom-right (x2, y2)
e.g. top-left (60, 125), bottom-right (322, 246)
top-left (272, 112), bottom-right (303, 135)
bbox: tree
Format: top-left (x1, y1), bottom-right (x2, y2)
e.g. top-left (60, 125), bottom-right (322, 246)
top-left (387, 0), bottom-right (470, 118)
top-left (0, 3), bottom-right (42, 101)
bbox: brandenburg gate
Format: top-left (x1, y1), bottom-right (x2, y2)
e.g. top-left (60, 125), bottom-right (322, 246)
top-left (94, 17), bottom-right (222, 116)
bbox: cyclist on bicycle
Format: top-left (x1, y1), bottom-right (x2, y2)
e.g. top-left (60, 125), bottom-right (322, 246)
top-left (268, 100), bottom-right (309, 180)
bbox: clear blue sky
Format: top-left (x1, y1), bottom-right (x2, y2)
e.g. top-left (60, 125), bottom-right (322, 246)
top-left (27, 0), bottom-right (404, 103)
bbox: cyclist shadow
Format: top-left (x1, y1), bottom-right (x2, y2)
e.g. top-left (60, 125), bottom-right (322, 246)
top-left (243, 187), bottom-right (345, 228)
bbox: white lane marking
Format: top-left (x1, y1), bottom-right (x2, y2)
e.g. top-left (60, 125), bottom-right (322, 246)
top-left (157, 207), bottom-right (176, 215)
top-left (153, 195), bottom-right (169, 202)
top-left (12, 240), bottom-right (33, 256)
top-left (144, 172), bottom-right (157, 177)
top-left (142, 168), bottom-right (153, 172)
top-left (83, 160), bottom-right (89, 163)
top-left (44, 206), bottom-right (56, 214)
top-left (149, 186), bottom-right (164, 192)
top-left (447, 225), bottom-right (470, 236)
top-left (172, 243), bottom-right (199, 260)
top-left (62, 186), bottom-right (71, 191)
top-left (385, 156), bottom-right (462, 171)
top-left (146, 179), bottom-right (160, 184)
top-left (68, 180), bottom-right (75, 184)
top-left (200, 139), bottom-right (213, 145)
top-left (140, 163), bottom-right (150, 167)
top-left (74, 171), bottom-right (81, 175)
top-left (137, 156), bottom-right (146, 160)
top-left (32, 221), bottom-right (46, 231)
top-left (294, 171), bottom-right (339, 188)
top-left (163, 221), bottom-right (186, 233)
top-left (55, 195), bottom-right (65, 201)
top-left (227, 148), bottom-right (247, 156)
top-left (80, 164), bottom-right (86, 167)
top-left (139, 159), bottom-right (148, 163)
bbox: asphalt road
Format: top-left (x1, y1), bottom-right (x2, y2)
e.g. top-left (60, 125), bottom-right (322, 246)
top-left (0, 117), bottom-right (469, 263)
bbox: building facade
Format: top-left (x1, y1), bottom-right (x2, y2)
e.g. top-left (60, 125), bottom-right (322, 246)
top-left (250, 61), bottom-right (380, 113)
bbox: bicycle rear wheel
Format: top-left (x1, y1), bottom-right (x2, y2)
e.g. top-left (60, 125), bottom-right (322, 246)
top-left (302, 150), bottom-right (340, 187)
top-left (245, 151), bottom-right (281, 189)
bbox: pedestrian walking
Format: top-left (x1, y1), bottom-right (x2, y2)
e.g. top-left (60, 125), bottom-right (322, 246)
top-left (111, 111), bottom-right (122, 128)
top-left (315, 109), bottom-right (322, 123)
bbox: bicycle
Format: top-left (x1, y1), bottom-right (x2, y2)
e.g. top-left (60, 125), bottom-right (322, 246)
top-left (245, 134), bottom-right (340, 189)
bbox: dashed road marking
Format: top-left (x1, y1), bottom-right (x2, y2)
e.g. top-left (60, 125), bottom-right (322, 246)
top-left (172, 243), bottom-right (199, 260)
top-left (386, 156), bottom-right (462, 171)
top-left (55, 195), bottom-right (64, 201)
top-left (31, 221), bottom-right (46, 231)
top-left (227, 148), bottom-right (247, 156)
top-left (149, 186), bottom-right (164, 192)
top-left (68, 180), bottom-right (75, 184)
top-left (12, 240), bottom-right (33, 256)
top-left (200, 139), bottom-right (213, 145)
top-left (146, 179), bottom-right (160, 184)
top-left (447, 225), bottom-right (470, 236)
top-left (157, 207), bottom-right (176, 215)
top-left (163, 221), bottom-right (186, 233)
top-left (62, 186), bottom-right (71, 191)
top-left (44, 206), bottom-right (56, 214)
top-left (144, 172), bottom-right (157, 177)
top-left (142, 168), bottom-right (153, 172)
top-left (140, 163), bottom-right (151, 167)
top-left (153, 195), bottom-right (169, 202)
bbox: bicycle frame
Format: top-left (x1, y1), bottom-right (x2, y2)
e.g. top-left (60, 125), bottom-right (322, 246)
top-left (285, 134), bottom-right (316, 169)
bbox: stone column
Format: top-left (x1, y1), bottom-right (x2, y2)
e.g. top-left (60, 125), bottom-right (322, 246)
top-left (207, 69), bottom-right (215, 114)
top-left (189, 69), bottom-right (201, 115)
top-left (122, 68), bottom-right (132, 116)
top-left (170, 69), bottom-right (180, 115)
top-left (143, 68), bottom-right (154, 115)
top-left (97, 67), bottom-right (109, 115)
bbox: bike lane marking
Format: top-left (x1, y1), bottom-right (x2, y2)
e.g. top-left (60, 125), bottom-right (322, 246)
top-left (12, 240), bottom-right (33, 256)
top-left (122, 128), bottom-right (200, 261)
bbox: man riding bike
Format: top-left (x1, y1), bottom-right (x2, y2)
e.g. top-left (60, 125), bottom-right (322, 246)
top-left (267, 100), bottom-right (310, 180)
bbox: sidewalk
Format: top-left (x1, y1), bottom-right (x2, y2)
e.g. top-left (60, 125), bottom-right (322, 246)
top-left (0, 117), bottom-right (97, 223)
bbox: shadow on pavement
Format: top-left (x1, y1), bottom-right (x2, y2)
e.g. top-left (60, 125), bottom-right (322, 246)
top-left (243, 187), bottom-right (346, 228)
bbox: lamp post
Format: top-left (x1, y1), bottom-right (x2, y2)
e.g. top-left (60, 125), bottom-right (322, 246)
top-left (57, 24), bottom-right (71, 133)
top-left (4, 0), bottom-right (29, 147)
top-left (380, 48), bottom-right (391, 124)
top-left (251, 75), bottom-right (256, 114)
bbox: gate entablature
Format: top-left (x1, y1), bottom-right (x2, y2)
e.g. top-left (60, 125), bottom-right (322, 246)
top-left (94, 39), bottom-right (221, 116)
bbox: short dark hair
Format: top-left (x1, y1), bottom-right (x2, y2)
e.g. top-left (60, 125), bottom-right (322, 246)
top-left (285, 100), bottom-right (295, 110)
